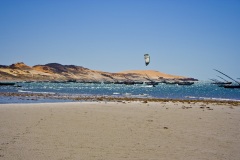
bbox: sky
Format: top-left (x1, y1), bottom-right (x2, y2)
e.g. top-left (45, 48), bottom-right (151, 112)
top-left (0, 0), bottom-right (239, 80)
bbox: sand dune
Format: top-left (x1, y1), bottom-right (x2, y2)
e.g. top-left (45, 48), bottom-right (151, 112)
top-left (120, 70), bottom-right (185, 79)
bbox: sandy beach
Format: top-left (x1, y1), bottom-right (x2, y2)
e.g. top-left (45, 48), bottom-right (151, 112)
top-left (0, 101), bottom-right (240, 160)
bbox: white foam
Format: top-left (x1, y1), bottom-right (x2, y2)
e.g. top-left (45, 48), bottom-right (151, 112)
top-left (18, 90), bottom-right (55, 94)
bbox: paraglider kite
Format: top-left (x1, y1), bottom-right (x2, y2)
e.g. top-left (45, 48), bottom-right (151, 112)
top-left (144, 54), bottom-right (150, 66)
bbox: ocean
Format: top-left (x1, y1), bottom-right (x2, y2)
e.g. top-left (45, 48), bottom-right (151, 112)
top-left (0, 81), bottom-right (240, 104)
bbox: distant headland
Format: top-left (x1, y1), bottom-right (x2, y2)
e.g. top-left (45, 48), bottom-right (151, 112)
top-left (0, 62), bottom-right (197, 83)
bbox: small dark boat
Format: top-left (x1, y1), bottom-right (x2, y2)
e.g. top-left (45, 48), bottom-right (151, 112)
top-left (145, 81), bottom-right (158, 85)
top-left (164, 80), bottom-right (178, 85)
top-left (224, 85), bottom-right (240, 89)
top-left (114, 81), bottom-right (124, 84)
top-left (217, 84), bottom-right (231, 87)
top-left (84, 81), bottom-right (93, 84)
top-left (124, 81), bottom-right (135, 85)
top-left (50, 80), bottom-right (67, 83)
top-left (67, 79), bottom-right (77, 83)
top-left (103, 81), bottom-right (113, 84)
top-left (14, 84), bottom-right (22, 88)
top-left (0, 82), bottom-right (15, 86)
top-left (212, 82), bottom-right (232, 85)
top-left (177, 81), bottom-right (194, 85)
top-left (134, 81), bottom-right (144, 84)
top-left (210, 79), bottom-right (232, 85)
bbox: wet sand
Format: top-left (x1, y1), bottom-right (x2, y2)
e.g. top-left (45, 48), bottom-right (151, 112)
top-left (0, 101), bottom-right (240, 160)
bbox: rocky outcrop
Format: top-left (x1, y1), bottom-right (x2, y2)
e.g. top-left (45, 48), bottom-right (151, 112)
top-left (9, 62), bottom-right (32, 70)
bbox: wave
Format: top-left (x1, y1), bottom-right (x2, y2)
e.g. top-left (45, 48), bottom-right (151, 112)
top-left (140, 85), bottom-right (153, 88)
top-left (18, 90), bottom-right (55, 95)
top-left (185, 96), bottom-right (240, 102)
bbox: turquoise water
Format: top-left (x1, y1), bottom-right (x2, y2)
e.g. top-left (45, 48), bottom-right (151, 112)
top-left (0, 81), bottom-right (240, 103)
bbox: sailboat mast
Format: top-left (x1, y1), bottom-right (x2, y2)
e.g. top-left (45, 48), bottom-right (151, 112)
top-left (217, 76), bottom-right (229, 82)
top-left (214, 69), bottom-right (240, 85)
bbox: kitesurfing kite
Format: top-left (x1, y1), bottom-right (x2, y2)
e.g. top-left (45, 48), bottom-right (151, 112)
top-left (144, 54), bottom-right (150, 66)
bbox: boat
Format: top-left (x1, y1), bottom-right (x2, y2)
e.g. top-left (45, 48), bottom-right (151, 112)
top-left (0, 82), bottom-right (15, 86)
top-left (210, 79), bottom-right (232, 85)
top-left (163, 80), bottom-right (178, 85)
top-left (214, 69), bottom-right (240, 89)
top-left (145, 81), bottom-right (159, 85)
top-left (224, 85), bottom-right (240, 89)
top-left (210, 76), bottom-right (233, 87)
top-left (67, 79), bottom-right (77, 83)
top-left (103, 81), bottom-right (113, 84)
top-left (176, 81), bottom-right (194, 85)
top-left (134, 81), bottom-right (144, 84)
top-left (211, 82), bottom-right (232, 85)
top-left (124, 81), bottom-right (135, 85)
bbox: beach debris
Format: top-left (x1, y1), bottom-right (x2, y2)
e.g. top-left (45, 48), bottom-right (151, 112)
top-left (0, 92), bottom-right (240, 106)
top-left (206, 106), bottom-right (213, 110)
top-left (163, 127), bottom-right (168, 129)
top-left (143, 100), bottom-right (148, 103)
top-left (97, 97), bottom-right (103, 101)
top-left (144, 54), bottom-right (150, 66)
top-left (182, 106), bottom-right (192, 109)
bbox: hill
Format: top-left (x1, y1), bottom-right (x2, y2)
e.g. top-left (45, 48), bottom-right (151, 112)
top-left (120, 70), bottom-right (184, 79)
top-left (0, 62), bottom-right (197, 82)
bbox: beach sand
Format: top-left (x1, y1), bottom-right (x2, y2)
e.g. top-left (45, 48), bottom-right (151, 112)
top-left (0, 101), bottom-right (240, 160)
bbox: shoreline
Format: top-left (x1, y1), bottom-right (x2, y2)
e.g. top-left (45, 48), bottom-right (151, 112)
top-left (0, 92), bottom-right (240, 106)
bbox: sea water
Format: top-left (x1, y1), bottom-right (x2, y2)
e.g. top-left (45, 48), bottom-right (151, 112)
top-left (0, 81), bottom-right (240, 103)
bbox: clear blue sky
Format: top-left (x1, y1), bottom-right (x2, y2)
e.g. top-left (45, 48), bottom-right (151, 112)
top-left (0, 0), bottom-right (239, 80)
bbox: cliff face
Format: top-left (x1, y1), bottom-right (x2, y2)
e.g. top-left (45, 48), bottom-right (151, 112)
top-left (0, 62), bottom-right (196, 82)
